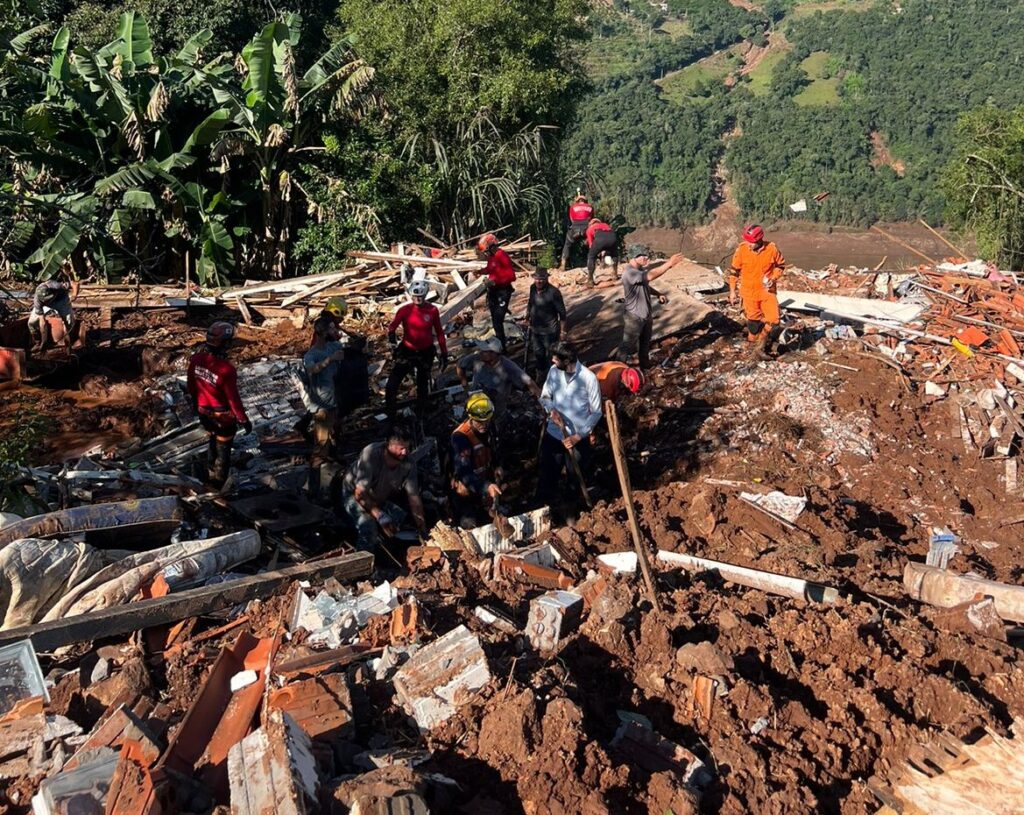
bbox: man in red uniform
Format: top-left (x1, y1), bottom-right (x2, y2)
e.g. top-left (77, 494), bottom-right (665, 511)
top-left (728, 224), bottom-right (787, 359)
top-left (585, 217), bottom-right (617, 286)
top-left (478, 233), bottom-right (516, 353)
top-left (559, 193), bottom-right (595, 271)
top-left (385, 279), bottom-right (448, 420)
top-left (186, 321), bottom-right (252, 488)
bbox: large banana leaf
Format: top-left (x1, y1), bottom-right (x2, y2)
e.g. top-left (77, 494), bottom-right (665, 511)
top-left (9, 24), bottom-right (49, 57)
top-left (173, 30), bottom-right (212, 67)
top-left (115, 12), bottom-right (154, 68)
top-left (71, 46), bottom-right (133, 119)
top-left (241, 21), bottom-right (285, 107)
top-left (183, 108), bottom-right (231, 152)
top-left (94, 162), bottom-right (157, 195)
top-left (48, 27), bottom-right (70, 86)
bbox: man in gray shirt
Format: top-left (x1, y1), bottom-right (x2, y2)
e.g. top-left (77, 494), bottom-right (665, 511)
top-left (457, 337), bottom-right (541, 419)
top-left (614, 244), bottom-right (683, 369)
top-left (341, 424), bottom-right (427, 552)
top-left (302, 315), bottom-right (345, 498)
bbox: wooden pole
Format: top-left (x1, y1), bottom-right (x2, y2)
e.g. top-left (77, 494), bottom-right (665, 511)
top-left (555, 419), bottom-right (592, 509)
top-left (870, 225), bottom-right (938, 265)
top-left (604, 400), bottom-right (661, 610)
top-left (918, 219), bottom-right (968, 260)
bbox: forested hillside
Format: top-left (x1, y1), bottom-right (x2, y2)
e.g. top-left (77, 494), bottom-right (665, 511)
top-left (562, 0), bottom-right (1024, 232)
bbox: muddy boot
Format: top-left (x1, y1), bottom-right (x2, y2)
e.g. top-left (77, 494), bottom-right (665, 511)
top-left (765, 325), bottom-right (783, 357)
top-left (209, 439), bottom-right (232, 489)
top-left (750, 335), bottom-right (770, 361)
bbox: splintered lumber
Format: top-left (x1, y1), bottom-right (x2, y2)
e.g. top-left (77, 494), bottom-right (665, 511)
top-left (657, 551), bottom-right (839, 604)
top-left (221, 270), bottom-right (354, 299)
top-left (346, 250), bottom-right (485, 270)
top-left (438, 277), bottom-right (487, 326)
top-left (869, 720), bottom-right (1024, 814)
top-left (904, 562), bottom-right (1024, 623)
top-left (279, 272), bottom-right (359, 308)
top-left (0, 551), bottom-right (374, 651)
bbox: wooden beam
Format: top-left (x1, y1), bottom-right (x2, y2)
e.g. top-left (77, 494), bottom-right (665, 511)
top-left (0, 552), bottom-right (374, 652)
top-left (346, 250), bottom-right (485, 270)
top-left (438, 278), bottom-right (487, 327)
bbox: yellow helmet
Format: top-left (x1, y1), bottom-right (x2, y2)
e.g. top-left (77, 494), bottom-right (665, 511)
top-left (466, 392), bottom-right (494, 421)
top-left (324, 296), bottom-right (348, 319)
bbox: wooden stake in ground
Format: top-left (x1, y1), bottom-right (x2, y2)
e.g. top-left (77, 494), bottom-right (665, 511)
top-left (918, 219), bottom-right (969, 259)
top-left (604, 400), bottom-right (661, 610)
top-left (870, 225), bottom-right (938, 265)
top-left (554, 417), bottom-right (592, 509)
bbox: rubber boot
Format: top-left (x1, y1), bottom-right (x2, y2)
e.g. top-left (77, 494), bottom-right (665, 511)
top-left (751, 332), bottom-right (771, 361)
top-left (210, 438), bottom-right (232, 488)
top-left (765, 325), bottom-right (783, 357)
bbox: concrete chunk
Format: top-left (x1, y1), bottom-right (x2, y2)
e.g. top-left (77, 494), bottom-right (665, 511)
top-left (393, 625), bottom-right (490, 732)
top-left (526, 590), bottom-right (583, 653)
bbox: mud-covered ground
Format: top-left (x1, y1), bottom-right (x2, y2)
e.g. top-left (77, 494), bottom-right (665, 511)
top-left (2, 287), bottom-right (1022, 814)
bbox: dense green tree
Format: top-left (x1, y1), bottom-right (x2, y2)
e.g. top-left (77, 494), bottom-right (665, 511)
top-left (943, 106), bottom-right (1024, 268)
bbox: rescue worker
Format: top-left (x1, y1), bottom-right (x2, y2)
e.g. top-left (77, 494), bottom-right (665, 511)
top-left (585, 218), bottom-right (617, 286)
top-left (385, 280), bottom-right (448, 420)
top-left (478, 233), bottom-right (516, 353)
top-left (728, 225), bottom-right (787, 360)
top-left (450, 393), bottom-right (503, 529)
top-left (186, 321), bottom-right (252, 489)
top-left (589, 361), bottom-right (644, 403)
top-left (559, 193), bottom-right (595, 271)
top-left (457, 336), bottom-right (541, 421)
top-left (302, 315), bottom-right (346, 499)
top-left (341, 423), bottom-right (428, 552)
top-left (297, 295), bottom-right (351, 442)
top-left (524, 267), bottom-right (567, 379)
top-left (536, 343), bottom-right (602, 508)
top-left (613, 244), bottom-right (684, 370)
top-left (28, 271), bottom-right (79, 350)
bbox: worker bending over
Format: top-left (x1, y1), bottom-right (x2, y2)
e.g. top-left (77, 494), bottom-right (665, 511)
top-left (450, 394), bottom-right (503, 529)
top-left (457, 337), bottom-right (540, 422)
top-left (589, 361), bottom-right (644, 403)
top-left (585, 218), bottom-right (617, 287)
top-left (559, 193), bottom-right (594, 271)
top-left (385, 280), bottom-right (448, 419)
top-left (342, 424), bottom-right (428, 552)
top-left (525, 268), bottom-right (567, 379)
top-left (478, 233), bottom-right (516, 352)
top-left (729, 225), bottom-right (786, 359)
top-left (187, 322), bottom-right (252, 489)
top-left (28, 271), bottom-right (79, 350)
top-left (536, 343), bottom-right (602, 508)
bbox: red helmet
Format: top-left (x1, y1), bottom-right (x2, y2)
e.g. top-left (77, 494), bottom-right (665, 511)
top-left (477, 233), bottom-right (498, 253)
top-left (621, 367), bottom-right (644, 394)
top-left (206, 321), bottom-right (236, 348)
top-left (742, 225), bottom-right (765, 244)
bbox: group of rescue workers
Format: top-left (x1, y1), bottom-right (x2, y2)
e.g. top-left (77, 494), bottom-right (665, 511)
top-left (182, 210), bottom-right (786, 553)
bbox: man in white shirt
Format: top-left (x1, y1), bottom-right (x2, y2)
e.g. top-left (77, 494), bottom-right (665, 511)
top-left (536, 342), bottom-right (602, 508)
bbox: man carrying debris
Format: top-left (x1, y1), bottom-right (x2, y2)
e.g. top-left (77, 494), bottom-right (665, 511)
top-left (187, 321), bottom-right (252, 489)
top-left (478, 233), bottom-right (516, 353)
top-left (27, 271), bottom-right (79, 350)
top-left (585, 217), bottom-right (618, 287)
top-left (536, 343), bottom-right (602, 508)
top-left (385, 280), bottom-right (448, 420)
top-left (525, 268), bottom-right (567, 379)
top-left (559, 193), bottom-right (595, 271)
top-left (302, 315), bottom-right (346, 499)
top-left (589, 361), bottom-right (644, 403)
top-left (457, 337), bottom-right (541, 422)
top-left (450, 393), bottom-right (504, 528)
top-left (613, 244), bottom-right (684, 370)
top-left (728, 224), bottom-right (787, 359)
top-left (342, 424), bottom-right (428, 551)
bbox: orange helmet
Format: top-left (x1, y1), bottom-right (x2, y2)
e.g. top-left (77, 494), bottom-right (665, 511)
top-left (477, 233), bottom-right (498, 252)
top-left (621, 367), bottom-right (644, 394)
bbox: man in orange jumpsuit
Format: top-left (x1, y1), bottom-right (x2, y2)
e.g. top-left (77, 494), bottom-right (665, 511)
top-left (728, 225), bottom-right (786, 359)
top-left (588, 361), bottom-right (644, 403)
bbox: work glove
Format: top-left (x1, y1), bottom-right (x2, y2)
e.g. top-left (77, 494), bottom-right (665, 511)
top-left (243, 419), bottom-right (253, 435)
top-left (388, 332), bottom-right (399, 351)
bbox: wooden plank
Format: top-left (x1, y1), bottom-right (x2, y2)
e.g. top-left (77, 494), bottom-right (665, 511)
top-left (0, 552), bottom-right (374, 652)
top-left (438, 278), bottom-right (487, 327)
top-left (221, 270), bottom-right (354, 299)
top-left (347, 250), bottom-right (485, 270)
top-left (280, 271), bottom-right (360, 308)
top-left (234, 295), bottom-right (253, 326)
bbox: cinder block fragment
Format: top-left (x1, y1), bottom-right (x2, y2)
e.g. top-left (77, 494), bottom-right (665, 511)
top-left (526, 590), bottom-right (583, 653)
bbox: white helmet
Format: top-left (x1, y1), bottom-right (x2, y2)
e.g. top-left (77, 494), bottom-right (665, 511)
top-left (407, 280), bottom-right (429, 298)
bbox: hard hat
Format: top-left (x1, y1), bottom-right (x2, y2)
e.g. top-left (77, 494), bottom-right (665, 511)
top-left (466, 392), bottom-right (495, 421)
top-left (477, 233), bottom-right (498, 252)
top-left (407, 279), bottom-right (430, 298)
top-left (206, 321), bottom-right (236, 348)
top-left (324, 295), bottom-right (348, 318)
top-left (621, 367), bottom-right (644, 394)
top-left (742, 224), bottom-right (765, 243)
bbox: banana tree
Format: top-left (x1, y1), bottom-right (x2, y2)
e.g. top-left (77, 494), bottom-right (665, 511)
top-left (191, 13), bottom-right (377, 277)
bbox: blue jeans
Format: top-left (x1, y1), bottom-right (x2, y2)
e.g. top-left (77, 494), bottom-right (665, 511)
top-left (341, 491), bottom-right (405, 552)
